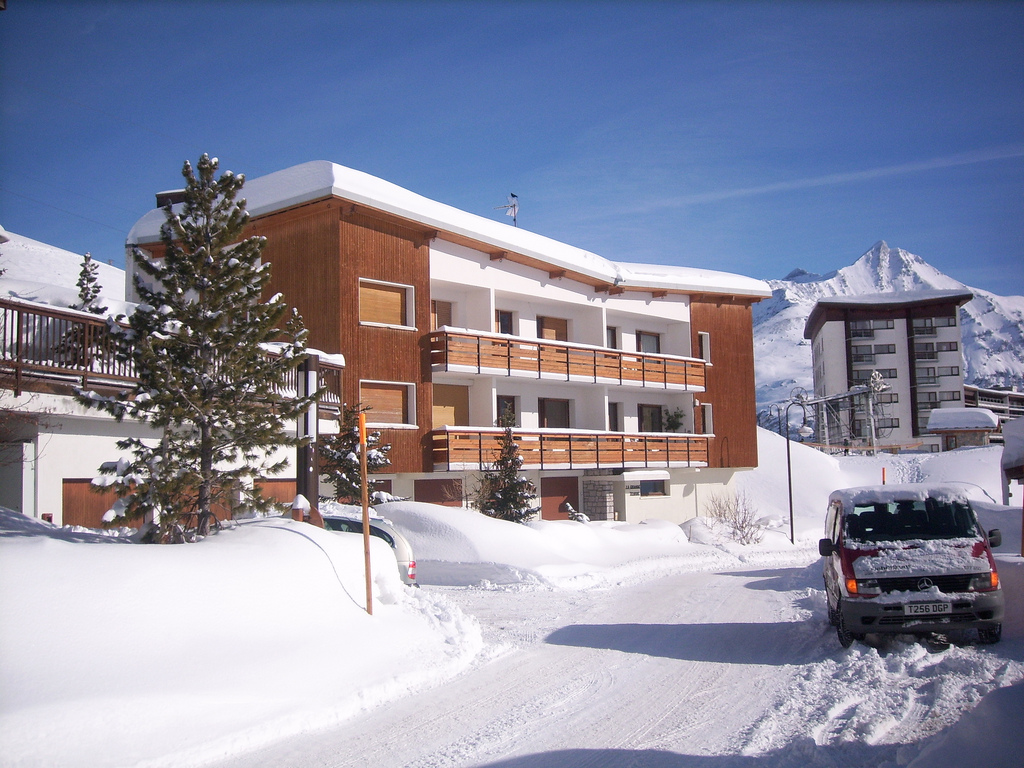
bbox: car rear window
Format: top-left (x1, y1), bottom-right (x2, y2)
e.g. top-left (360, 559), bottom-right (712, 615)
top-left (844, 498), bottom-right (980, 543)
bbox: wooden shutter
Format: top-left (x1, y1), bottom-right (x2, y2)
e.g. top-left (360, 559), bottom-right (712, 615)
top-left (361, 382), bottom-right (409, 424)
top-left (538, 316), bottom-right (568, 341)
top-left (431, 300), bottom-right (453, 330)
top-left (360, 282), bottom-right (407, 326)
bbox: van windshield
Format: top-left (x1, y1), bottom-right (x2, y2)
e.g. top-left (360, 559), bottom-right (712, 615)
top-left (844, 498), bottom-right (980, 543)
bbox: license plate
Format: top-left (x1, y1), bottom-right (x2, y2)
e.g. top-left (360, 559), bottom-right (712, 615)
top-left (905, 602), bottom-right (951, 616)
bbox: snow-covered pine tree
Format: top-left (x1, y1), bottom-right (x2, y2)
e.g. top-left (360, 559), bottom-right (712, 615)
top-left (319, 403), bottom-right (392, 503)
top-left (476, 407), bottom-right (537, 523)
top-left (78, 154), bottom-right (317, 541)
top-left (72, 252), bottom-right (105, 314)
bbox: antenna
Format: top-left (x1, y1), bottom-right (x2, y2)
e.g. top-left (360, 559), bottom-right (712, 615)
top-left (495, 193), bottom-right (518, 227)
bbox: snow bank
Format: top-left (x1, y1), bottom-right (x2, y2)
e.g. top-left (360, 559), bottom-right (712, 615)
top-left (0, 513), bottom-right (482, 768)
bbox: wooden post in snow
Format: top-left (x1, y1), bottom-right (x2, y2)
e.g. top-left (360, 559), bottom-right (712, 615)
top-left (359, 412), bottom-right (373, 616)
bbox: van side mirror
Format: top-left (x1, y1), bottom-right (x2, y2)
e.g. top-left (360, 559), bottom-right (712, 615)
top-left (988, 529), bottom-right (1002, 548)
top-left (818, 538), bottom-right (835, 558)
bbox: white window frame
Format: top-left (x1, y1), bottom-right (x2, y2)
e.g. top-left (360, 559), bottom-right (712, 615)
top-left (359, 278), bottom-right (417, 331)
top-left (359, 379), bottom-right (418, 428)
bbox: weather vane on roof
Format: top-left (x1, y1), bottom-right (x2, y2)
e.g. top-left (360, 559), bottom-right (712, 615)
top-left (495, 193), bottom-right (518, 227)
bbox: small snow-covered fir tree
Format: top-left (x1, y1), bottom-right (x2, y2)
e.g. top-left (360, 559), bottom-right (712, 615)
top-left (319, 404), bottom-right (392, 503)
top-left (476, 407), bottom-right (536, 523)
top-left (71, 252), bottom-right (105, 314)
top-left (78, 154), bottom-right (317, 541)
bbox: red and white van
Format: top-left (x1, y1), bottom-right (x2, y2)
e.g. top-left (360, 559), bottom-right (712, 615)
top-left (819, 484), bottom-right (1004, 647)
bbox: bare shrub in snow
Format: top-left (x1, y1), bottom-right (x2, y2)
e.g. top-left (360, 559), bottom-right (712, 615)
top-left (705, 490), bottom-right (763, 544)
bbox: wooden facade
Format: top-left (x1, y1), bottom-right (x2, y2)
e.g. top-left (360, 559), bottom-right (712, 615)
top-left (690, 297), bottom-right (760, 469)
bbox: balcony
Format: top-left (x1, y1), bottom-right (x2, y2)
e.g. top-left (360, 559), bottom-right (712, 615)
top-left (1, 297), bottom-right (343, 413)
top-left (432, 426), bottom-right (709, 471)
top-left (429, 329), bottom-right (705, 391)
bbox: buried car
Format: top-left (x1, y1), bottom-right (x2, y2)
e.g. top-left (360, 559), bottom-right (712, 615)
top-left (818, 484), bottom-right (1003, 647)
top-left (323, 515), bottom-right (417, 586)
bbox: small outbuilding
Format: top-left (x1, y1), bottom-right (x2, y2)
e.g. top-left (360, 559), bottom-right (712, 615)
top-left (926, 407), bottom-right (999, 451)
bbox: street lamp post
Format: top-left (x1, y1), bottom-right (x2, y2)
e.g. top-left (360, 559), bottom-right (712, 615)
top-left (783, 394), bottom-right (813, 545)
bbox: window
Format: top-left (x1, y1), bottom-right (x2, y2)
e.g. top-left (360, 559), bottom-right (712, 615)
top-left (640, 480), bottom-right (666, 497)
top-left (915, 342), bottom-right (937, 360)
top-left (937, 341), bottom-right (959, 353)
top-left (538, 316), bottom-right (568, 342)
top-left (874, 344), bottom-right (896, 355)
top-left (638, 404), bottom-right (662, 433)
top-left (360, 381), bottom-right (414, 425)
top-left (496, 395), bottom-right (518, 426)
top-left (700, 403), bottom-right (714, 435)
top-left (876, 392), bottom-right (899, 404)
top-left (636, 331), bottom-right (661, 354)
top-left (431, 300), bottom-right (453, 331)
top-left (917, 367), bottom-right (937, 384)
top-left (939, 390), bottom-right (961, 402)
top-left (432, 384), bottom-right (469, 428)
top-left (495, 310), bottom-right (514, 335)
top-left (872, 319), bottom-right (895, 330)
top-left (938, 366), bottom-right (960, 377)
top-left (360, 280), bottom-right (413, 328)
top-left (539, 398), bottom-right (571, 429)
top-left (697, 331), bottom-right (711, 363)
top-left (849, 320), bottom-right (873, 338)
top-left (608, 401), bottom-right (622, 431)
top-left (851, 344), bottom-right (874, 363)
top-left (606, 326), bottom-right (619, 349)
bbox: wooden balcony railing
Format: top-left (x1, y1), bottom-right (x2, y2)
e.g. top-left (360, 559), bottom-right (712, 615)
top-left (429, 329), bottom-right (705, 390)
top-left (432, 427), bottom-right (709, 471)
top-left (0, 297), bottom-right (343, 411)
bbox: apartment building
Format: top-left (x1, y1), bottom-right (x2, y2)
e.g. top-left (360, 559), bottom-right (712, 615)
top-left (804, 290), bottom-right (974, 452)
top-left (127, 161), bottom-right (771, 523)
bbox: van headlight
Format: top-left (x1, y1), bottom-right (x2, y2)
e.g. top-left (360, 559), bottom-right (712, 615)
top-left (968, 572), bottom-right (998, 591)
top-left (849, 578), bottom-right (881, 596)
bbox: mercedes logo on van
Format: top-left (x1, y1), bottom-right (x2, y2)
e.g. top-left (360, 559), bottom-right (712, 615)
top-left (917, 578), bottom-right (934, 591)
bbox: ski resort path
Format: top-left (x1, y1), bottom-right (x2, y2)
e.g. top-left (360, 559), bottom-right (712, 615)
top-left (205, 561), bottom-right (1023, 768)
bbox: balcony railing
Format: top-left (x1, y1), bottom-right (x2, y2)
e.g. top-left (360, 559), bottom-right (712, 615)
top-left (432, 426), bottom-right (709, 471)
top-left (1, 297), bottom-right (343, 411)
top-left (429, 329), bottom-right (706, 390)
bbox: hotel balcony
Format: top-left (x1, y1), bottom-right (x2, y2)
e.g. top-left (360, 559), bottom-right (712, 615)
top-left (428, 329), bottom-right (706, 391)
top-left (1, 297), bottom-right (344, 415)
top-left (432, 426), bottom-right (709, 471)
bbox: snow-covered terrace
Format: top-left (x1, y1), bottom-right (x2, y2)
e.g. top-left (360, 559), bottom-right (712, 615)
top-left (127, 161), bottom-right (772, 300)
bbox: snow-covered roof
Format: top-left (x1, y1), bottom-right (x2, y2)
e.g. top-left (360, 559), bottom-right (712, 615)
top-left (128, 161), bottom-right (771, 300)
top-left (0, 229), bottom-right (127, 306)
top-left (829, 484), bottom-right (970, 507)
top-left (809, 289), bottom-right (975, 307)
top-left (926, 407), bottom-right (999, 432)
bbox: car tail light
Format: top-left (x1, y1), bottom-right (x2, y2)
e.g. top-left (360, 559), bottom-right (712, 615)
top-left (408, 560), bottom-right (416, 581)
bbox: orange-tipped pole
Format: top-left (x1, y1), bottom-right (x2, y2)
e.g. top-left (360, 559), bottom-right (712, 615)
top-left (359, 412), bottom-right (372, 615)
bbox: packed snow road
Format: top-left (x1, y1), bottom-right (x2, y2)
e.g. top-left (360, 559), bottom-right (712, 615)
top-left (207, 562), bottom-right (1022, 768)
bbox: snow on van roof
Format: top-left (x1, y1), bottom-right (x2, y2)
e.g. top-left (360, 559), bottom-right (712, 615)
top-left (127, 161), bottom-right (771, 299)
top-left (828, 484), bottom-right (971, 507)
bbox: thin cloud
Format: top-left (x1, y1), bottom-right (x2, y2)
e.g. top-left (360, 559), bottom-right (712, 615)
top-left (646, 145), bottom-right (1024, 209)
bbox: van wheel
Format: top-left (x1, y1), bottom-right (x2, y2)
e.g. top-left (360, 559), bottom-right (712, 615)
top-left (836, 604), bottom-right (863, 648)
top-left (978, 624), bottom-right (1002, 645)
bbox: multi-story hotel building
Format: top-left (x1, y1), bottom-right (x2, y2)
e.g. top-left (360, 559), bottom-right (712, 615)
top-left (128, 161), bottom-right (771, 523)
top-left (804, 290), bottom-right (974, 452)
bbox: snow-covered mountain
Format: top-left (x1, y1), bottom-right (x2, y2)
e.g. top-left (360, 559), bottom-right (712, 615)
top-left (753, 241), bottom-right (1024, 408)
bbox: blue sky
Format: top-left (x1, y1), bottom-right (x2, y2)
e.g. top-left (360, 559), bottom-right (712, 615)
top-left (1, 1), bottom-right (1022, 295)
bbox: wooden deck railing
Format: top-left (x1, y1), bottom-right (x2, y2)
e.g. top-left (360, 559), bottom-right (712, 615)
top-left (429, 329), bottom-right (706, 390)
top-left (0, 297), bottom-right (343, 410)
top-left (432, 427), bottom-right (709, 471)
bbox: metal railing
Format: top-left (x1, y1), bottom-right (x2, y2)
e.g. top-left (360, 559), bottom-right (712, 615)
top-left (429, 329), bottom-right (706, 390)
top-left (432, 426), bottom-right (709, 471)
